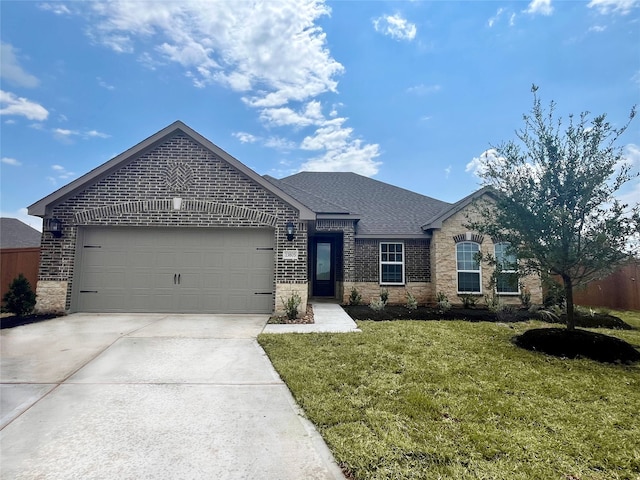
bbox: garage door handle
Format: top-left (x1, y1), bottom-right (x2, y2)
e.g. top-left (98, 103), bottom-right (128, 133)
top-left (174, 273), bottom-right (177, 284)
top-left (255, 292), bottom-right (272, 295)
top-left (178, 274), bottom-right (181, 284)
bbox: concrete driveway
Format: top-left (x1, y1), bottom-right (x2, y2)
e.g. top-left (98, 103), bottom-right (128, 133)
top-left (1, 314), bottom-right (345, 479)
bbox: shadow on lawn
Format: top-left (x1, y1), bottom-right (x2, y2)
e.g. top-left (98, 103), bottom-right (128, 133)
top-left (342, 305), bottom-right (640, 364)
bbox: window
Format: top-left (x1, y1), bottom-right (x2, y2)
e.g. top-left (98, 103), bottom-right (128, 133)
top-left (494, 242), bottom-right (519, 294)
top-left (457, 242), bottom-right (481, 293)
top-left (380, 242), bottom-right (404, 284)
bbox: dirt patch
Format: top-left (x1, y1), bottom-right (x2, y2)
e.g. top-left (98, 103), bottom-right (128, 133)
top-left (1, 313), bottom-right (62, 329)
top-left (268, 303), bottom-right (315, 324)
top-left (514, 328), bottom-right (640, 364)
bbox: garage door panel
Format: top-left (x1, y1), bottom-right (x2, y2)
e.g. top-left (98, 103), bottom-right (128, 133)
top-left (75, 227), bottom-right (274, 313)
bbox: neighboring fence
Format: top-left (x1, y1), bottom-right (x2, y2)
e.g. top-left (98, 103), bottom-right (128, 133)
top-left (573, 260), bottom-right (640, 311)
top-left (1, 247), bottom-right (41, 301)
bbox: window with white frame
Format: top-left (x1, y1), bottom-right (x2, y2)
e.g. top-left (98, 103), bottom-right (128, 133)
top-left (456, 241), bottom-right (481, 293)
top-left (494, 242), bottom-right (519, 294)
top-left (380, 242), bottom-right (404, 284)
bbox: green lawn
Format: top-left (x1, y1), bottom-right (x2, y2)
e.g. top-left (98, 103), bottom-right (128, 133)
top-left (258, 312), bottom-right (640, 480)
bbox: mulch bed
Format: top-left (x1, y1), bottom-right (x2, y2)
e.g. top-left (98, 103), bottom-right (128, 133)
top-left (0, 313), bottom-right (61, 329)
top-left (268, 303), bottom-right (315, 324)
top-left (514, 328), bottom-right (640, 364)
top-left (342, 305), bottom-right (633, 329)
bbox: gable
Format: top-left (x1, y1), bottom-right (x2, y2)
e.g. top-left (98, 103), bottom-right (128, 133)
top-left (28, 121), bottom-right (314, 220)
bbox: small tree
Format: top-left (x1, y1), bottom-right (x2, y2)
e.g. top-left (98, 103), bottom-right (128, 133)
top-left (468, 86), bottom-right (639, 330)
top-left (3, 274), bottom-right (37, 316)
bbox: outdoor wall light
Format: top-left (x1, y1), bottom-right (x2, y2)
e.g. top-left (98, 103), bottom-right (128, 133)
top-left (286, 221), bottom-right (295, 241)
top-left (46, 218), bottom-right (63, 238)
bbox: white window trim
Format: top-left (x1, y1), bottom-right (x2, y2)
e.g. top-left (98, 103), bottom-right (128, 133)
top-left (456, 241), bottom-right (482, 294)
top-left (494, 242), bottom-right (519, 295)
top-left (379, 241), bottom-right (405, 285)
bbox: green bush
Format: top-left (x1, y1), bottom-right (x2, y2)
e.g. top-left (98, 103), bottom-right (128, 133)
top-left (458, 294), bottom-right (478, 309)
top-left (405, 291), bottom-right (418, 310)
top-left (436, 291), bottom-right (451, 313)
top-left (3, 274), bottom-right (36, 316)
top-left (348, 287), bottom-right (362, 306)
top-left (281, 292), bottom-right (302, 320)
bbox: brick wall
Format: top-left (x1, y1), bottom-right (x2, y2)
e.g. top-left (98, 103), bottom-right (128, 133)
top-left (431, 206), bottom-right (543, 306)
top-left (37, 132), bottom-right (307, 312)
top-left (346, 238), bottom-right (433, 305)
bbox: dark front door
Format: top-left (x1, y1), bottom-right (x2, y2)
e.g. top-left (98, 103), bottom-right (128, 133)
top-left (312, 237), bottom-right (335, 297)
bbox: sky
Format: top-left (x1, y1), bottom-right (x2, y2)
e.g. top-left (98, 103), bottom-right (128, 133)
top-left (1, 0), bottom-right (639, 231)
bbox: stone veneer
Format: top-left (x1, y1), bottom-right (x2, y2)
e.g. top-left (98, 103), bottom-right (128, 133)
top-left (430, 205), bottom-right (543, 306)
top-left (36, 132), bottom-right (307, 313)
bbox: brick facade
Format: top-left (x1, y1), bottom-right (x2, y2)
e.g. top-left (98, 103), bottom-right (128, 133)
top-left (431, 206), bottom-right (543, 306)
top-left (344, 238), bottom-right (434, 305)
top-left (36, 132), bottom-right (307, 313)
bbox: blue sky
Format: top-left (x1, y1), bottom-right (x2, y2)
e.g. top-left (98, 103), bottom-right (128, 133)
top-left (1, 0), bottom-right (639, 231)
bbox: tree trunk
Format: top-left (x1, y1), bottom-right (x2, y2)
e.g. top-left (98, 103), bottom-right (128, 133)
top-left (563, 274), bottom-right (575, 331)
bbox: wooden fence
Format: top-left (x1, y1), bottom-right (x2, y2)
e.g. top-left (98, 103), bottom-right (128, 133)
top-left (1, 247), bottom-right (41, 301)
top-left (573, 260), bottom-right (640, 311)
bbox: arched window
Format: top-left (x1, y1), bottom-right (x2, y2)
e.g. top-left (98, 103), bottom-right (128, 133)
top-left (456, 242), bottom-right (481, 293)
top-left (494, 242), bottom-right (518, 294)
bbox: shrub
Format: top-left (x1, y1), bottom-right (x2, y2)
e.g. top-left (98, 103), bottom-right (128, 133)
top-left (519, 286), bottom-right (532, 309)
top-left (485, 293), bottom-right (504, 313)
top-left (348, 287), bottom-right (362, 306)
top-left (380, 288), bottom-right (389, 304)
top-left (458, 294), bottom-right (478, 309)
top-left (281, 292), bottom-right (302, 320)
top-left (405, 291), bottom-right (418, 310)
top-left (369, 298), bottom-right (386, 311)
top-left (2, 274), bottom-right (36, 317)
top-left (436, 292), bottom-right (451, 313)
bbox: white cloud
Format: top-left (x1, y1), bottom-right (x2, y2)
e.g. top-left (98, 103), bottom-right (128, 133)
top-left (588, 25), bottom-right (607, 32)
top-left (373, 13), bottom-right (417, 41)
top-left (0, 43), bottom-right (39, 88)
top-left (86, 130), bottom-right (110, 138)
top-left (0, 90), bottom-right (49, 121)
top-left (444, 165), bottom-right (452, 178)
top-left (300, 140), bottom-right (381, 176)
top-left (525, 0), bottom-right (554, 16)
top-left (0, 208), bottom-right (42, 232)
top-left (39, 3), bottom-right (72, 15)
top-left (233, 132), bottom-right (258, 144)
top-left (1, 157), bottom-right (22, 167)
top-left (97, 77), bottom-right (115, 90)
top-left (406, 84), bottom-right (441, 95)
top-left (50, 164), bottom-right (75, 182)
top-left (81, 1), bottom-right (343, 106)
top-left (488, 8), bottom-right (505, 28)
top-left (588, 0), bottom-right (639, 14)
top-left (52, 128), bottom-right (109, 141)
top-left (259, 101), bottom-right (325, 128)
top-left (264, 136), bottom-right (296, 151)
top-left (466, 149), bottom-right (504, 178)
top-left (62, 1), bottom-right (379, 177)
top-left (53, 128), bottom-right (79, 137)
top-left (622, 143), bottom-right (640, 168)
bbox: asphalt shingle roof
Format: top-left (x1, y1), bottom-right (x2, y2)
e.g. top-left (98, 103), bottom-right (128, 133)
top-left (0, 218), bottom-right (41, 248)
top-left (269, 172), bottom-right (452, 236)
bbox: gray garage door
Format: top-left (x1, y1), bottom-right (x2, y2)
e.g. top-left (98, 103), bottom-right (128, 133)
top-left (74, 227), bottom-right (274, 313)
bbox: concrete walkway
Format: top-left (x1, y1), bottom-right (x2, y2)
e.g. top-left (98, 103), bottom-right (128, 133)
top-left (262, 302), bottom-right (360, 334)
top-left (1, 313), bottom-right (346, 479)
